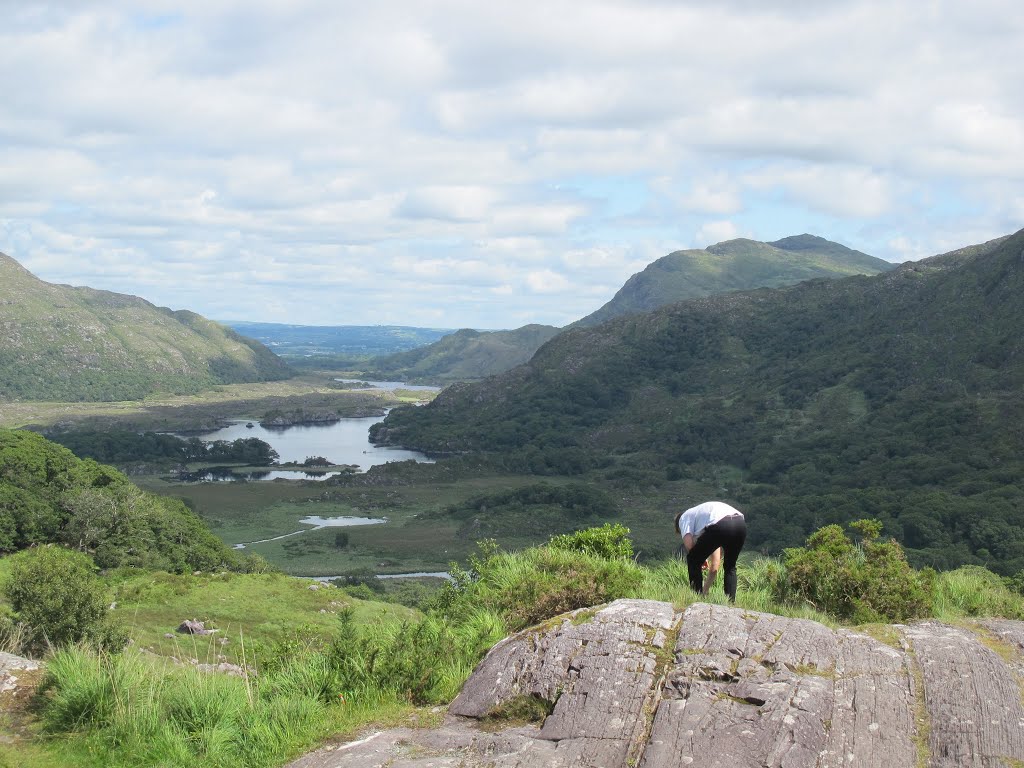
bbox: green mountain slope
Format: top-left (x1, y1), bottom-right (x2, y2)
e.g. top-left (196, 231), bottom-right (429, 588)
top-left (0, 428), bottom-right (237, 570)
top-left (365, 324), bottom-right (561, 383)
top-left (0, 253), bottom-right (292, 401)
top-left (573, 234), bottom-right (893, 327)
top-left (373, 230), bottom-right (1024, 573)
top-left (368, 234), bottom-right (888, 383)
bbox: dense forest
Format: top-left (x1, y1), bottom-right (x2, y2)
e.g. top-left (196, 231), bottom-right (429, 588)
top-left (46, 429), bottom-right (279, 466)
top-left (0, 429), bottom-right (242, 571)
top-left (373, 230), bottom-right (1024, 575)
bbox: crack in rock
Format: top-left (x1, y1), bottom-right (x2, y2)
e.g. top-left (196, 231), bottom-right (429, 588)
top-left (286, 601), bottom-right (1024, 768)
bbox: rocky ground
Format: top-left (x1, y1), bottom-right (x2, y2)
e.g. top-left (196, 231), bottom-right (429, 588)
top-left (0, 651), bottom-right (44, 747)
top-left (289, 600), bottom-right (1024, 768)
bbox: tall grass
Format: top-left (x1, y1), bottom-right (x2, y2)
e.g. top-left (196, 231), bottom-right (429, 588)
top-left (39, 648), bottom-right (341, 768)
top-left (931, 566), bottom-right (1024, 621)
top-left (636, 556), bottom-right (836, 624)
top-left (435, 546), bottom-right (645, 631)
top-left (35, 604), bottom-right (506, 768)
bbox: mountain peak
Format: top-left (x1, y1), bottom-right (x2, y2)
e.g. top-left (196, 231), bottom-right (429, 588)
top-left (0, 251), bottom-right (34, 276)
top-left (573, 235), bottom-right (891, 328)
top-left (769, 233), bottom-right (835, 251)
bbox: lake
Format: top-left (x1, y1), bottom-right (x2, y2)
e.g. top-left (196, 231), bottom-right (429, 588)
top-left (335, 378), bottom-right (439, 392)
top-left (187, 415), bottom-right (432, 471)
top-left (179, 468), bottom-right (345, 482)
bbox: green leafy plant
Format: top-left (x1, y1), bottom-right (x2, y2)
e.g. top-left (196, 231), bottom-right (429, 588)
top-left (781, 519), bottom-right (933, 622)
top-left (547, 522), bottom-right (634, 559)
top-left (3, 545), bottom-right (123, 653)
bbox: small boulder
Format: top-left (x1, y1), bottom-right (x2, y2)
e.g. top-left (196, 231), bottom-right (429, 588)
top-left (176, 620), bottom-right (216, 635)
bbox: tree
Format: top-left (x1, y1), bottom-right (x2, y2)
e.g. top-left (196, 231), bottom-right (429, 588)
top-left (3, 546), bottom-right (111, 652)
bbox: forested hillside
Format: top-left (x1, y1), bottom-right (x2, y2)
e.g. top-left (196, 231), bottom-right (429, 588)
top-left (0, 252), bottom-right (292, 401)
top-left (0, 428), bottom-right (239, 570)
top-left (373, 230), bottom-right (1024, 574)
top-left (571, 234), bottom-right (893, 327)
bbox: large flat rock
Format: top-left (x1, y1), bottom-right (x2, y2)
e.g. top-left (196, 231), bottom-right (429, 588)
top-left (289, 600), bottom-right (1024, 768)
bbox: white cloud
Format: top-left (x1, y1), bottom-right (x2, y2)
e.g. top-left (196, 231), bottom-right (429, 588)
top-left (526, 269), bottom-right (571, 294)
top-left (743, 165), bottom-right (897, 218)
top-left (396, 186), bottom-right (498, 222)
top-left (1, 0), bottom-right (1022, 327)
top-left (695, 221), bottom-right (742, 246)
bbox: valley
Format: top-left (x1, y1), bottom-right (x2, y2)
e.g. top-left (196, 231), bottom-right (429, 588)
top-left (2, 229), bottom-right (1022, 768)
top-left (0, 375), bottom-right (408, 431)
top-left (5, 7), bottom-right (1023, 765)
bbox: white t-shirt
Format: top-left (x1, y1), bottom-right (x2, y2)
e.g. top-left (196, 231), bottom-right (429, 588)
top-left (677, 501), bottom-right (743, 541)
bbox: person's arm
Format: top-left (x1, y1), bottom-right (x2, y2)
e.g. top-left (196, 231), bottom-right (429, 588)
top-left (702, 547), bottom-right (722, 594)
top-left (682, 533), bottom-right (695, 553)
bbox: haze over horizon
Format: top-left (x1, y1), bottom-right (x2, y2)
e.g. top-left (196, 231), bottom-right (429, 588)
top-left (2, 1), bottom-right (1022, 329)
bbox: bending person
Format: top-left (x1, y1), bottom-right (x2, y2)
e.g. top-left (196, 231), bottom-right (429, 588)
top-left (674, 501), bottom-right (747, 602)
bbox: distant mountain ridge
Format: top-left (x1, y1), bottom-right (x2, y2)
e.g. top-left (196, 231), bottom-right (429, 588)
top-left (572, 233), bottom-right (893, 327)
top-left (367, 234), bottom-right (891, 382)
top-left (365, 324), bottom-right (561, 383)
top-left (0, 252), bottom-right (292, 402)
top-left (226, 322), bottom-right (453, 359)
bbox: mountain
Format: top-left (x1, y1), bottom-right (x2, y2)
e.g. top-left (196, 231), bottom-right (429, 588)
top-left (372, 229), bottom-right (1024, 573)
top-left (365, 324), bottom-right (561, 383)
top-left (0, 253), bottom-right (292, 402)
top-left (366, 234), bottom-right (890, 383)
top-left (572, 234), bottom-right (893, 327)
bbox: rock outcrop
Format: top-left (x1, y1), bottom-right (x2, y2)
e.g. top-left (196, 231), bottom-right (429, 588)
top-left (288, 600), bottom-right (1024, 768)
top-left (0, 652), bottom-right (42, 696)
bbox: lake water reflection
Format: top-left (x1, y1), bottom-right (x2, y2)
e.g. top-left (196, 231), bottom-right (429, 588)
top-left (335, 378), bottom-right (439, 392)
top-left (180, 468), bottom-right (344, 482)
top-left (187, 416), bottom-right (432, 472)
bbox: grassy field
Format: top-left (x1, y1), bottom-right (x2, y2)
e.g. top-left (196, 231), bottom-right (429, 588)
top-left (108, 570), bottom-right (418, 661)
top-left (136, 473), bottom-right (593, 575)
top-left (133, 466), bottom-right (719, 576)
top-left (0, 562), bottom-right (433, 768)
top-left (0, 376), bottom-right (430, 431)
top-left (0, 560), bottom-right (417, 659)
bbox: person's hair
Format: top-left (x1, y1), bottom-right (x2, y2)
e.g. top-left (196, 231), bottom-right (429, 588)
top-left (673, 510), bottom-right (684, 535)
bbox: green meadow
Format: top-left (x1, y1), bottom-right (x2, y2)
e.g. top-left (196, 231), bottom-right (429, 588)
top-left (134, 467), bottom-right (719, 576)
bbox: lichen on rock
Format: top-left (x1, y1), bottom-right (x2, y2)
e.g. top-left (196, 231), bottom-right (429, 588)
top-left (288, 600), bottom-right (1024, 768)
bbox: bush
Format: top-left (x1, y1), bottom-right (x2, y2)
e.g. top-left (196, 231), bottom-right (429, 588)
top-left (2, 546), bottom-right (120, 653)
top-left (434, 539), bottom-right (645, 631)
top-left (547, 523), bottom-right (634, 559)
top-left (781, 520), bottom-right (933, 623)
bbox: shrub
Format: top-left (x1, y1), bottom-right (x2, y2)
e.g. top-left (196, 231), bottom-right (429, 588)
top-left (547, 522), bottom-right (634, 559)
top-left (781, 520), bottom-right (933, 623)
top-left (435, 539), bottom-right (645, 631)
top-left (2, 545), bottom-right (120, 653)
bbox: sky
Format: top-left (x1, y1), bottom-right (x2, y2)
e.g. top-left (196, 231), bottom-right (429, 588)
top-left (1, 1), bottom-right (1022, 329)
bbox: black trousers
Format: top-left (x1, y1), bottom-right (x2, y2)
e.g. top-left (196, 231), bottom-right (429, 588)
top-left (686, 515), bottom-right (747, 602)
